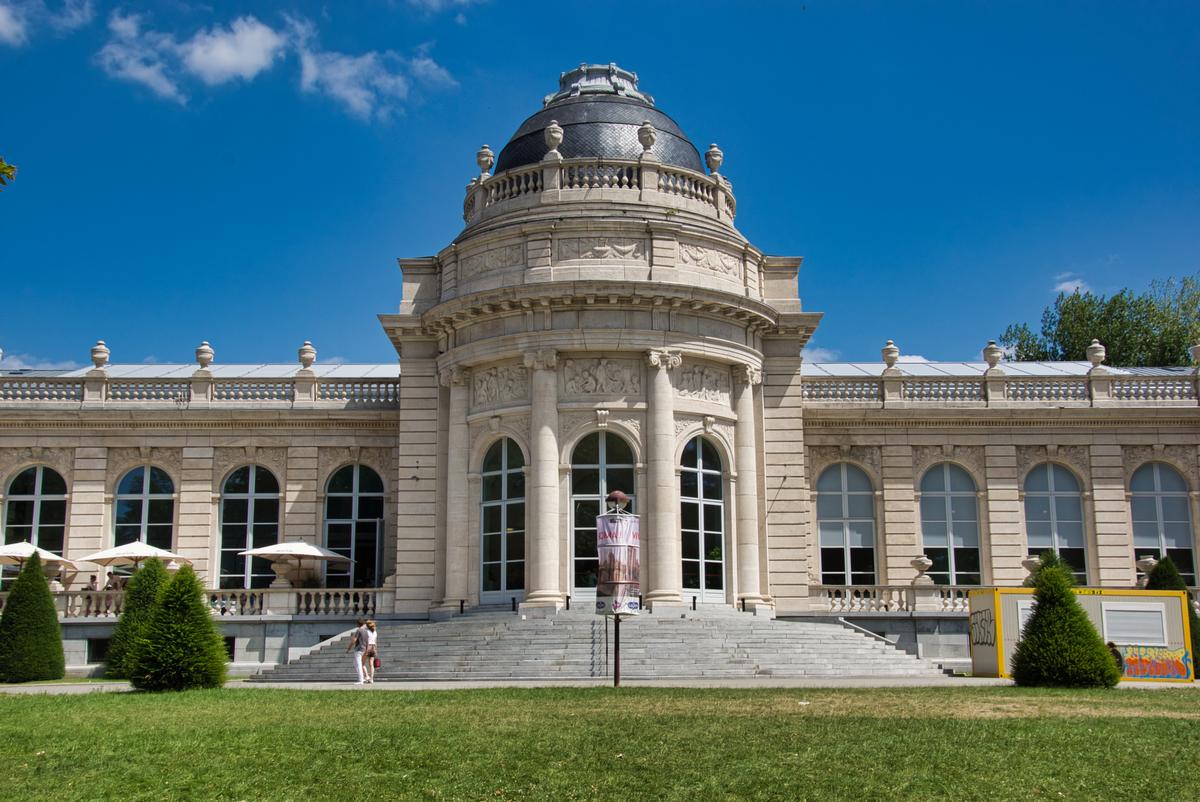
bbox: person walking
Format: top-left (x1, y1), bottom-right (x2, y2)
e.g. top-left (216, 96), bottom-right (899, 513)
top-left (362, 620), bottom-right (379, 684)
top-left (345, 618), bottom-right (369, 684)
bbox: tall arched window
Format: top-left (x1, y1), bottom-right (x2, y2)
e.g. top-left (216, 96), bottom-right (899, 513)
top-left (816, 463), bottom-right (876, 586)
top-left (1131, 462), bottom-right (1196, 585)
top-left (114, 466), bottom-right (174, 550)
top-left (219, 466), bottom-right (280, 589)
top-left (680, 436), bottom-right (724, 598)
top-left (4, 466), bottom-right (67, 553)
top-left (1024, 463), bottom-right (1087, 583)
top-left (920, 463), bottom-right (981, 585)
top-left (324, 464), bottom-right (385, 588)
top-left (570, 432), bottom-right (635, 591)
top-left (480, 439), bottom-right (525, 600)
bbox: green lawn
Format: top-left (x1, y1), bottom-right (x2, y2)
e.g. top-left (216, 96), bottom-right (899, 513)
top-left (1, 687), bottom-right (1197, 801)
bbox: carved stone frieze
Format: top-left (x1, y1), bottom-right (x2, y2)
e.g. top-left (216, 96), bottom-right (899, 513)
top-left (1012, 445), bottom-right (1091, 487)
top-left (316, 446), bottom-right (396, 493)
top-left (459, 242), bottom-right (523, 278)
top-left (213, 446), bottom-right (287, 489)
top-left (472, 364), bottom-right (529, 407)
top-left (732, 364), bottom-right (762, 387)
top-left (912, 445), bottom-right (986, 488)
top-left (106, 447), bottom-right (184, 490)
top-left (0, 447), bottom-right (74, 487)
top-left (674, 416), bottom-right (701, 438)
top-left (678, 241), bottom-right (741, 276)
top-left (676, 363), bottom-right (731, 404)
top-left (557, 412), bottom-right (595, 441)
top-left (1123, 444), bottom-right (1197, 483)
top-left (556, 236), bottom-right (645, 262)
top-left (607, 416), bottom-right (642, 443)
top-left (645, 349), bottom-right (682, 370)
top-left (561, 358), bottom-right (641, 396)
top-left (808, 445), bottom-right (881, 486)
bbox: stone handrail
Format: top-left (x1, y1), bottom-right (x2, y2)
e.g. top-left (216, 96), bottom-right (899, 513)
top-left (0, 375), bottom-right (400, 409)
top-left (801, 373), bottom-right (1200, 408)
top-left (463, 156), bottom-right (736, 226)
top-left (208, 590), bottom-right (266, 616)
top-left (294, 588), bottom-right (379, 617)
top-left (811, 585), bottom-right (976, 614)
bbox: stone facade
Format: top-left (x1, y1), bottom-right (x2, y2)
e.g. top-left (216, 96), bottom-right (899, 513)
top-left (2, 65), bottom-right (1199, 640)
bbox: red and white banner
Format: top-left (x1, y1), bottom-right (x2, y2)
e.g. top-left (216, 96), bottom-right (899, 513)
top-left (595, 513), bottom-right (641, 616)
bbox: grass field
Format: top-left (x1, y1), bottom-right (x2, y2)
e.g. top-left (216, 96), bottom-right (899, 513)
top-left (1, 686), bottom-right (1198, 801)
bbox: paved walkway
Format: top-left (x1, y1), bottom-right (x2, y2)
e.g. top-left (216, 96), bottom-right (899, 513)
top-left (2, 676), bottom-right (1195, 694)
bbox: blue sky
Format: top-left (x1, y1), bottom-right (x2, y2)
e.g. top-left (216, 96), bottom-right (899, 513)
top-left (2, 0), bottom-right (1198, 368)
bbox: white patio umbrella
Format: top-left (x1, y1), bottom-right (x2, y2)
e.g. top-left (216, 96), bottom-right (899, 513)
top-left (76, 542), bottom-right (193, 568)
top-left (239, 541), bottom-right (352, 586)
top-left (0, 541), bottom-right (78, 569)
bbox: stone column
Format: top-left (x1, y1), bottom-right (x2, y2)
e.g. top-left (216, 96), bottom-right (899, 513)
top-left (438, 367), bottom-right (470, 610)
top-left (644, 349), bottom-right (683, 608)
top-left (732, 365), bottom-right (766, 610)
top-left (522, 349), bottom-right (562, 610)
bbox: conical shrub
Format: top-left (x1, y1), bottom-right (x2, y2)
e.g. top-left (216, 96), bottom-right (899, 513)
top-left (1011, 562), bottom-right (1119, 688)
top-left (1023, 550), bottom-right (1071, 588)
top-left (0, 553), bottom-right (65, 682)
top-left (130, 564), bottom-right (227, 691)
top-left (106, 558), bottom-right (169, 679)
top-left (1145, 556), bottom-right (1200, 660)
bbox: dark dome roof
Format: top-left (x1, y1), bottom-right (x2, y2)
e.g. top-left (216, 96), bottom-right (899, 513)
top-left (494, 64), bottom-right (703, 174)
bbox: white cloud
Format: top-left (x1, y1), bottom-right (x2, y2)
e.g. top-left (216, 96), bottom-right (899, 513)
top-left (95, 11), bottom-right (186, 103)
top-left (1053, 272), bottom-right (1091, 294)
top-left (409, 46), bottom-right (457, 88)
top-left (407, 0), bottom-right (482, 12)
top-left (181, 16), bottom-right (285, 85)
top-left (803, 346), bottom-right (840, 362)
top-left (0, 351), bottom-right (83, 370)
top-left (896, 354), bottom-right (929, 363)
top-left (0, 4), bottom-right (29, 46)
top-left (47, 0), bottom-right (93, 32)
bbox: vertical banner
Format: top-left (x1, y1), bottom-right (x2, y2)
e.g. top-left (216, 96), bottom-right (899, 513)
top-left (595, 513), bottom-right (641, 615)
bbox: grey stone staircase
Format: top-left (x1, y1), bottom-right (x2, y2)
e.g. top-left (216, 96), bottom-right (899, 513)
top-left (249, 607), bottom-right (948, 682)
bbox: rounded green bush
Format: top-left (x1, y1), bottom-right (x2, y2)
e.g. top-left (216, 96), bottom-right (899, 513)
top-left (0, 553), bottom-right (65, 683)
top-left (106, 558), bottom-right (169, 679)
top-left (130, 564), bottom-right (227, 691)
top-left (1011, 562), bottom-right (1120, 688)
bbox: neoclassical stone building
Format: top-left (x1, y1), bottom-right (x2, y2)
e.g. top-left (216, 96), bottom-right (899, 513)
top-left (2, 65), bottom-right (1198, 663)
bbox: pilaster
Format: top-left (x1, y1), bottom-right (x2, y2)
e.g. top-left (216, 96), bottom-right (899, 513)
top-left (177, 446), bottom-right (214, 579)
top-left (880, 444), bottom-right (919, 583)
top-left (732, 364), bottom-right (766, 609)
top-left (644, 348), bottom-right (683, 608)
top-left (1089, 444), bottom-right (1136, 585)
top-left (522, 349), bottom-right (562, 609)
top-left (65, 447), bottom-right (106, 565)
top-left (983, 444), bottom-right (1024, 584)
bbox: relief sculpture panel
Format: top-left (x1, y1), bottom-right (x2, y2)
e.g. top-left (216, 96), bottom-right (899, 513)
top-left (561, 358), bottom-right (642, 396)
top-left (556, 237), bottom-right (646, 262)
top-left (678, 241), bottom-right (741, 276)
top-left (676, 363), bottom-right (731, 404)
top-left (472, 364), bottom-right (530, 407)
top-left (459, 242), bottom-right (524, 279)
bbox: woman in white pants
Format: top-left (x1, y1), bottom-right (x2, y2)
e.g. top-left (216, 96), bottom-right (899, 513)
top-left (363, 620), bottom-right (379, 684)
top-left (346, 618), bottom-right (368, 684)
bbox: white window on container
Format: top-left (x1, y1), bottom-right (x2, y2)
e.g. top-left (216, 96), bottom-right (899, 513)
top-left (1101, 602), bottom-right (1168, 646)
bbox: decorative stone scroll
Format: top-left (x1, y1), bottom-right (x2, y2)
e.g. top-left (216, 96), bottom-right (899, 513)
top-left (676, 363), bottom-right (731, 404)
top-left (459, 243), bottom-right (523, 279)
top-left (472, 364), bottom-right (529, 407)
top-left (645, 349), bottom-right (682, 370)
top-left (106, 447), bottom-right (184, 489)
top-left (808, 445), bottom-right (881, 486)
top-left (678, 241), bottom-right (741, 276)
top-left (556, 236), bottom-right (645, 262)
top-left (0, 447), bottom-right (74, 486)
top-left (213, 446), bottom-right (287, 487)
top-left (561, 358), bottom-right (641, 396)
top-left (913, 445), bottom-right (986, 488)
top-left (438, 366), bottom-right (470, 387)
top-left (733, 364), bottom-right (762, 387)
top-left (1014, 445), bottom-right (1091, 487)
top-left (1122, 444), bottom-right (1197, 483)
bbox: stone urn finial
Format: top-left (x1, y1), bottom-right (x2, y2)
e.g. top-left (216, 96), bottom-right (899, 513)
top-left (1188, 343), bottom-right (1200, 368)
top-left (90, 340), bottom-right (110, 370)
top-left (543, 120), bottom-right (563, 154)
top-left (1022, 555), bottom-right (1043, 578)
top-left (881, 339), bottom-right (900, 370)
top-left (476, 144), bottom-right (494, 176)
top-left (910, 555), bottom-right (934, 586)
top-left (705, 143), bottom-right (724, 174)
top-left (1135, 555), bottom-right (1158, 588)
top-left (298, 341), bottom-right (317, 369)
top-left (637, 120), bottom-right (657, 153)
top-left (982, 340), bottom-right (1003, 369)
top-left (1086, 338), bottom-right (1106, 370)
top-left (195, 341), bottom-right (214, 369)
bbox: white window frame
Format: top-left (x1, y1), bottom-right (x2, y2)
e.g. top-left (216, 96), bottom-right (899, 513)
top-left (1101, 602), bottom-right (1168, 646)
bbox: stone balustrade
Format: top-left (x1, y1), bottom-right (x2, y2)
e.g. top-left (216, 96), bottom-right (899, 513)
top-left (811, 585), bottom-right (983, 614)
top-left (463, 156), bottom-right (736, 226)
top-left (801, 373), bottom-right (1199, 407)
top-left (0, 589), bottom-right (387, 619)
top-left (0, 376), bottom-right (400, 409)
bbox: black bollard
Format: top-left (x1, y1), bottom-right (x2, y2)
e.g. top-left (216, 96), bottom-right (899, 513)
top-left (613, 614), bottom-right (621, 688)
top-left (459, 599), bottom-right (464, 615)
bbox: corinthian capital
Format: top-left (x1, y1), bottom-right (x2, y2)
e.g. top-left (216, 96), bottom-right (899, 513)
top-left (733, 364), bottom-right (763, 387)
top-left (645, 349), bottom-right (683, 370)
top-left (439, 366), bottom-right (470, 387)
top-left (523, 348), bottom-right (558, 371)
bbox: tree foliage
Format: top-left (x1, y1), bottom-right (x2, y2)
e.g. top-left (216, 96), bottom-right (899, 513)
top-left (999, 275), bottom-right (1200, 366)
top-left (0, 156), bottom-right (14, 191)
top-left (1011, 562), bottom-right (1120, 688)
top-left (0, 554), bottom-right (65, 682)
top-left (130, 565), bottom-right (227, 691)
top-left (106, 558), bottom-right (169, 679)
top-left (1144, 556), bottom-right (1200, 660)
top-left (1022, 550), bottom-right (1071, 588)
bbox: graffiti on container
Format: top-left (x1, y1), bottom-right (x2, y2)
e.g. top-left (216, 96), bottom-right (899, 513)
top-left (1119, 645), bottom-right (1193, 680)
top-left (969, 609), bottom-right (995, 647)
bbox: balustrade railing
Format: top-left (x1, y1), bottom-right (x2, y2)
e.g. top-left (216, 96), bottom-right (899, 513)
top-left (0, 375), bottom-right (399, 408)
top-left (1112, 378), bottom-right (1197, 402)
top-left (0, 379), bottom-right (84, 402)
top-left (903, 380), bottom-right (984, 402)
top-left (802, 379), bottom-right (882, 402)
top-left (294, 589), bottom-right (378, 617)
top-left (213, 381), bottom-right (294, 402)
top-left (108, 381), bottom-right (190, 402)
top-left (317, 380), bottom-right (399, 406)
top-left (658, 166), bottom-right (716, 207)
top-left (814, 585), bottom-right (912, 613)
top-left (208, 590), bottom-right (266, 616)
top-left (561, 162), bottom-right (638, 191)
top-left (486, 166), bottom-right (542, 206)
top-left (1004, 379), bottom-right (1090, 402)
top-left (59, 590), bottom-right (126, 618)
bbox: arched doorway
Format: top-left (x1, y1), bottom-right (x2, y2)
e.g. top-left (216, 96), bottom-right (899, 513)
top-left (680, 436), bottom-right (725, 603)
top-left (570, 431), bottom-right (636, 595)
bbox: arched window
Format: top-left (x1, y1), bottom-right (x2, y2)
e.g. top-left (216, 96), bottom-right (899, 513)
top-left (114, 466), bottom-right (174, 550)
top-left (480, 439), bottom-right (525, 600)
top-left (920, 463), bottom-right (981, 586)
top-left (570, 432), bottom-right (636, 591)
top-left (219, 466), bottom-right (280, 589)
top-left (324, 464), bottom-right (385, 588)
top-left (1024, 463), bottom-right (1087, 583)
top-left (680, 436), bottom-right (724, 597)
top-left (1131, 462), bottom-right (1196, 585)
top-left (816, 463), bottom-right (875, 586)
top-left (4, 466), bottom-right (67, 553)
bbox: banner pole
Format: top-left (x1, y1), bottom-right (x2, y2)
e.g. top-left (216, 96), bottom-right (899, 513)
top-left (614, 614), bottom-right (621, 688)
